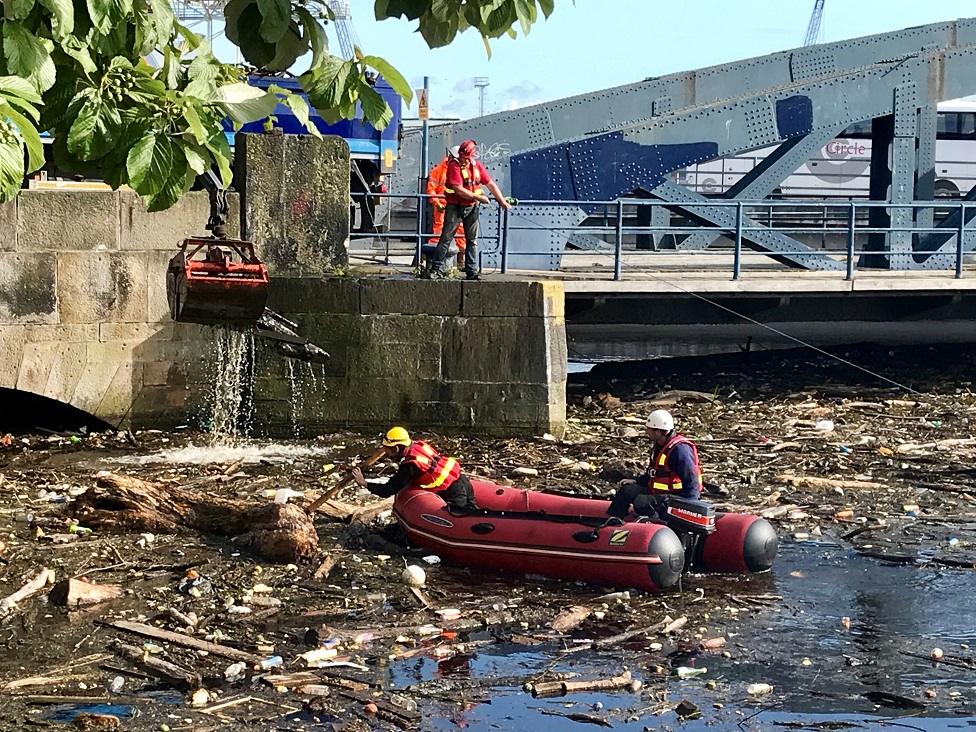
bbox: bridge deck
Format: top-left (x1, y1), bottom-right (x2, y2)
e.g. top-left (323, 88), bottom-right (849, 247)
top-left (350, 248), bottom-right (976, 295)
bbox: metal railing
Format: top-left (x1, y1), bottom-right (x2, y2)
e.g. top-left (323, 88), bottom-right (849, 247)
top-left (350, 193), bottom-right (974, 281)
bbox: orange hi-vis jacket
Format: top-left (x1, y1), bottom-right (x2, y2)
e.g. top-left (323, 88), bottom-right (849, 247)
top-left (401, 440), bottom-right (462, 492)
top-left (646, 433), bottom-right (703, 494)
top-left (427, 158), bottom-right (466, 246)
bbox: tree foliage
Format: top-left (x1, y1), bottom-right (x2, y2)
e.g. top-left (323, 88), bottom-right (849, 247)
top-left (0, 0), bottom-right (556, 208)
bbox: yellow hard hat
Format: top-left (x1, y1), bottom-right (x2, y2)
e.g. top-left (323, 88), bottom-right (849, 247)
top-left (382, 426), bottom-right (411, 447)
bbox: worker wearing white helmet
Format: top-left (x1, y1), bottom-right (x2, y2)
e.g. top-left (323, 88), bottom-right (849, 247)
top-left (607, 409), bottom-right (703, 518)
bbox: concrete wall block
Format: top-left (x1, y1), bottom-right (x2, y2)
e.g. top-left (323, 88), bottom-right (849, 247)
top-left (14, 341), bottom-right (57, 395)
top-left (142, 361), bottom-right (177, 387)
top-left (547, 316), bottom-right (569, 385)
top-left (461, 280), bottom-right (565, 318)
top-left (57, 251), bottom-right (149, 324)
top-left (363, 314), bottom-right (445, 345)
top-left (267, 277), bottom-right (361, 314)
top-left (406, 400), bottom-right (475, 427)
top-left (71, 342), bottom-right (133, 413)
top-left (97, 360), bottom-right (143, 426)
top-left (0, 325), bottom-right (26, 388)
top-left (442, 316), bottom-right (551, 383)
top-left (361, 279), bottom-right (463, 316)
top-left (44, 342), bottom-right (88, 403)
top-left (352, 341), bottom-right (431, 379)
top-left (18, 191), bottom-right (120, 251)
top-left (130, 386), bottom-right (191, 426)
top-left (238, 133), bottom-right (350, 275)
top-left (0, 252), bottom-right (57, 324)
top-left (25, 324), bottom-right (99, 342)
top-left (121, 190), bottom-right (210, 250)
top-left (100, 322), bottom-right (174, 342)
top-left (0, 199), bottom-right (15, 251)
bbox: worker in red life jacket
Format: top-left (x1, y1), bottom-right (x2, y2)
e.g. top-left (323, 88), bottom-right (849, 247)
top-left (427, 146), bottom-right (467, 261)
top-left (427, 139), bottom-right (512, 281)
top-left (351, 426), bottom-right (479, 514)
top-left (607, 409), bottom-right (703, 518)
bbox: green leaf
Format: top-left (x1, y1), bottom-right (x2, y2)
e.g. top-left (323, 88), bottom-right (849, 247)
top-left (265, 22), bottom-right (307, 70)
top-left (67, 93), bottom-right (122, 160)
top-left (182, 103), bottom-right (208, 144)
top-left (0, 136), bottom-right (25, 204)
top-left (4, 0), bottom-right (35, 21)
top-left (3, 23), bottom-right (46, 77)
top-left (0, 75), bottom-right (41, 105)
top-left (1, 102), bottom-right (44, 172)
top-left (182, 143), bottom-right (207, 175)
top-left (127, 132), bottom-right (175, 197)
top-left (87, 0), bottom-right (133, 35)
top-left (301, 55), bottom-right (351, 111)
top-left (212, 82), bottom-right (278, 125)
top-left (280, 92), bottom-right (321, 138)
top-left (538, 0), bottom-right (554, 18)
top-left (360, 55), bottom-right (412, 104)
top-left (295, 7), bottom-right (327, 66)
top-left (38, 0), bottom-right (74, 39)
top-left (514, 0), bottom-right (536, 35)
top-left (149, 0), bottom-right (175, 42)
top-left (357, 82), bottom-right (391, 129)
top-left (238, 11), bottom-right (277, 65)
top-left (60, 35), bottom-right (98, 74)
top-left (203, 130), bottom-right (232, 187)
top-left (146, 150), bottom-right (188, 211)
top-left (257, 0), bottom-right (290, 43)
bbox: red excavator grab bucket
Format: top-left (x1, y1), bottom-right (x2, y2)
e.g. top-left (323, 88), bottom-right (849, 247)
top-left (167, 238), bottom-right (270, 326)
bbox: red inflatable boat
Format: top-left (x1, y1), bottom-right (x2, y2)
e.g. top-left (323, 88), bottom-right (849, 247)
top-left (393, 480), bottom-right (777, 592)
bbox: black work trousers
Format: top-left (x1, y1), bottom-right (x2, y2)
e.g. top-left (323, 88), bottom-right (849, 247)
top-left (433, 203), bottom-right (480, 276)
top-left (441, 474), bottom-right (479, 513)
top-left (607, 483), bottom-right (668, 519)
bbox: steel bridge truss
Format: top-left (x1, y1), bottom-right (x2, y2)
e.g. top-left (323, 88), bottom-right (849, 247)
top-left (396, 18), bottom-right (976, 271)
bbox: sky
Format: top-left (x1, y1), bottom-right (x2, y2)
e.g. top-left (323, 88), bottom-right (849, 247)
top-left (205, 1), bottom-right (976, 120)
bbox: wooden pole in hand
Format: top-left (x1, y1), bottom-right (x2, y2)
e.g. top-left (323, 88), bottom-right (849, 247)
top-left (306, 447), bottom-right (388, 514)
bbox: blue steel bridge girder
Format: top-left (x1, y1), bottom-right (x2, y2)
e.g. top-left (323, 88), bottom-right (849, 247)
top-left (674, 124), bottom-right (847, 252)
top-left (392, 18), bottom-right (976, 272)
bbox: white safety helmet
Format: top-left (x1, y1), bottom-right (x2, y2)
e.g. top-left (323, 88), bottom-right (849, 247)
top-left (447, 145), bottom-right (461, 159)
top-left (646, 409), bottom-right (674, 432)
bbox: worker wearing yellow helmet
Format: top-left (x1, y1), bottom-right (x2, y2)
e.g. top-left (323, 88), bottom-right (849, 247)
top-left (351, 426), bottom-right (478, 513)
top-left (607, 409), bottom-right (703, 518)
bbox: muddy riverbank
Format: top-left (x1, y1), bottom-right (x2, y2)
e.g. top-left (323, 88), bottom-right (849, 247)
top-left (1, 344), bottom-right (975, 731)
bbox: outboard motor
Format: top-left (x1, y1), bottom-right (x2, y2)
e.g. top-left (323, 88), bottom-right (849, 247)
top-left (661, 497), bottom-right (716, 571)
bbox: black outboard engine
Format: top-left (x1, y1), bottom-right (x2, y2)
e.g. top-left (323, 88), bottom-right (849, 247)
top-left (662, 497), bottom-right (716, 571)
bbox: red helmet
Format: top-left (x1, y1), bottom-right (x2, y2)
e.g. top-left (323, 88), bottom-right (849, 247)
top-left (458, 139), bottom-right (477, 158)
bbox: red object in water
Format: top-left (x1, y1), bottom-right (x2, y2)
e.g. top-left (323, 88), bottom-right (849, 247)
top-left (167, 238), bottom-right (270, 325)
top-left (393, 480), bottom-right (776, 592)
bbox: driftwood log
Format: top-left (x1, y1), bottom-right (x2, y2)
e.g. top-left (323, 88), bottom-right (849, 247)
top-left (73, 472), bottom-right (318, 563)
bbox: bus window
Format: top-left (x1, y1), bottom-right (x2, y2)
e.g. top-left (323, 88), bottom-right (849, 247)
top-left (937, 112), bottom-right (976, 139)
top-left (839, 120), bottom-right (872, 138)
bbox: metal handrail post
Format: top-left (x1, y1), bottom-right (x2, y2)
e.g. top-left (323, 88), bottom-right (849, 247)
top-left (415, 195), bottom-right (423, 264)
top-left (614, 199), bottom-right (624, 280)
top-left (733, 202), bottom-right (743, 280)
top-left (846, 201), bottom-right (856, 281)
top-left (957, 203), bottom-right (966, 279)
top-left (501, 206), bottom-right (510, 274)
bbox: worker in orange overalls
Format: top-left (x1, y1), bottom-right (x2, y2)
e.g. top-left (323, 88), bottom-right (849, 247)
top-left (427, 146), bottom-right (466, 267)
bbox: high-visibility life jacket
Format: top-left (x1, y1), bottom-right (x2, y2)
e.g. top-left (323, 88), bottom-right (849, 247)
top-left (646, 433), bottom-right (702, 494)
top-left (443, 160), bottom-right (482, 196)
top-left (426, 159), bottom-right (450, 200)
top-left (402, 440), bottom-right (461, 492)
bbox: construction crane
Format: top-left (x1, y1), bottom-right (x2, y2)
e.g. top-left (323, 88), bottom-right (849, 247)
top-left (327, 1), bottom-right (361, 60)
top-left (803, 0), bottom-right (825, 46)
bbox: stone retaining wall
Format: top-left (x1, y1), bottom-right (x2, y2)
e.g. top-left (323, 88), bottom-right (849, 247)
top-left (255, 278), bottom-right (568, 437)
